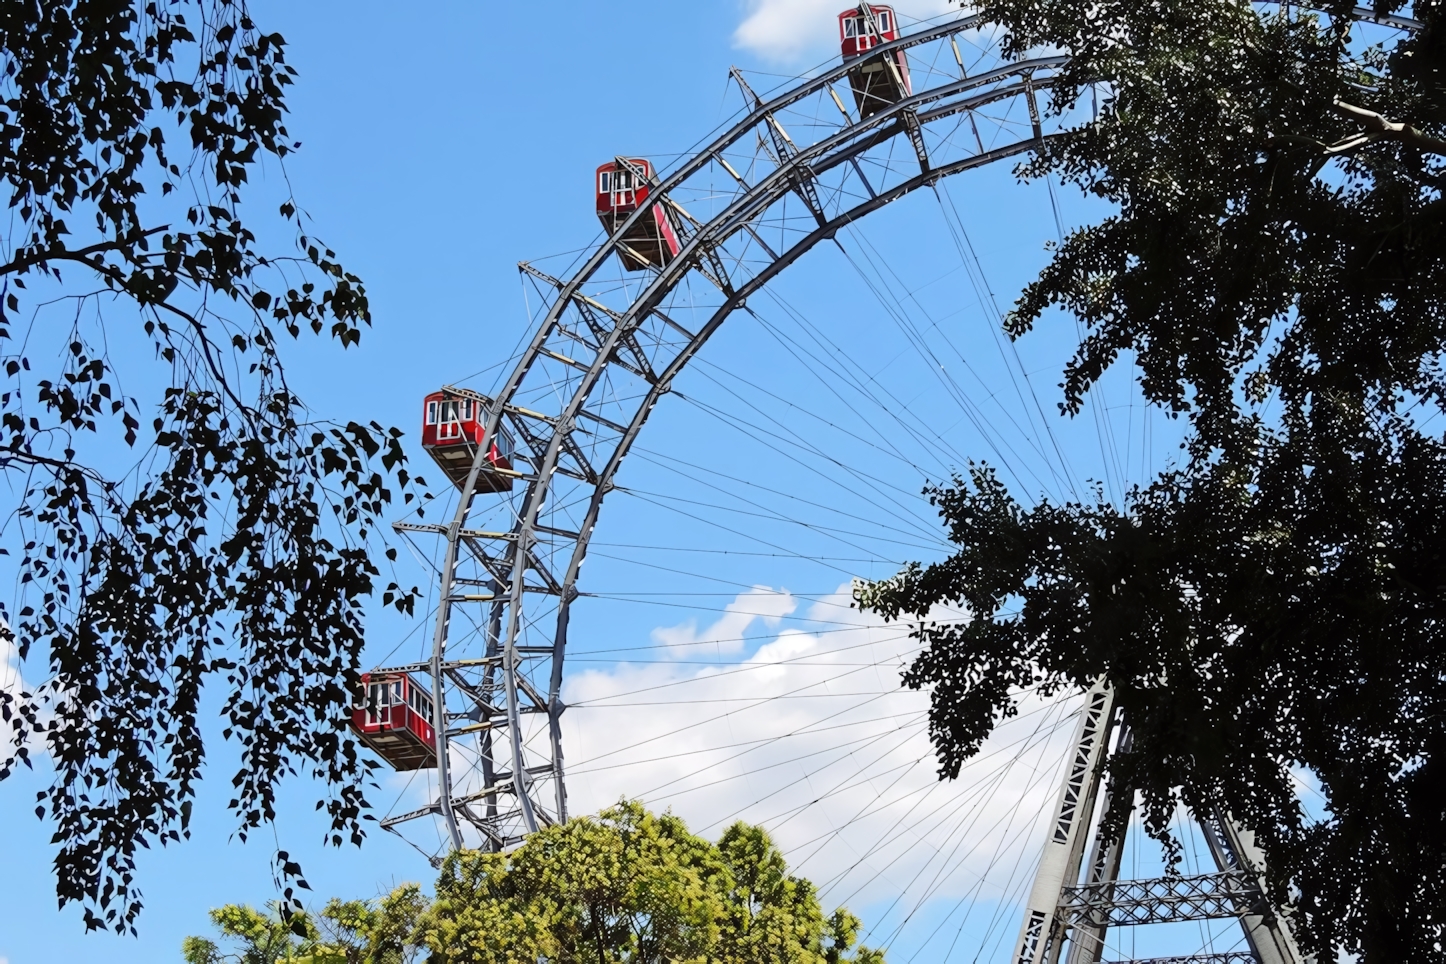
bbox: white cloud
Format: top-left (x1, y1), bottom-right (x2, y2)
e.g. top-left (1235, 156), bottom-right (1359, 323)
top-left (371, 581), bottom-right (1087, 946)
top-left (562, 585), bottom-right (1082, 923)
top-left (0, 624), bottom-right (39, 764)
top-left (733, 0), bottom-right (958, 62)
top-left (648, 585), bottom-right (796, 657)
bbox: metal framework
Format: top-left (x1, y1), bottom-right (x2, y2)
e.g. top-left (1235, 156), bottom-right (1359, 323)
top-left (375, 8), bottom-right (1084, 857)
top-left (1101, 957), bottom-right (1256, 964)
top-left (374, 2), bottom-right (1422, 876)
top-left (1011, 681), bottom-right (1308, 964)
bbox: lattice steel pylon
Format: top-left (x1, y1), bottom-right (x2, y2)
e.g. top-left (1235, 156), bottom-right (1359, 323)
top-left (372, 4), bottom-right (1421, 865)
top-left (1010, 679), bottom-right (1307, 964)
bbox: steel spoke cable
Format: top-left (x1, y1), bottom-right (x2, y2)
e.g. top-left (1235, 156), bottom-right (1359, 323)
top-left (579, 591), bottom-right (919, 625)
top-left (828, 234), bottom-right (1029, 484)
top-left (720, 690), bottom-right (1070, 896)
top-left (689, 348), bottom-right (940, 476)
top-left (618, 485), bottom-right (945, 554)
top-left (933, 179), bottom-right (1087, 503)
top-left (671, 382), bottom-right (947, 534)
top-left (567, 708), bottom-right (927, 776)
top-left (615, 487), bottom-right (938, 576)
top-left (795, 690), bottom-right (1067, 881)
top-left (628, 444), bottom-right (947, 547)
top-left (825, 694), bottom-right (1071, 907)
top-left (747, 287), bottom-right (981, 477)
top-left (742, 267), bottom-right (979, 471)
top-left (827, 237), bottom-right (1059, 500)
top-left (564, 636), bottom-right (918, 706)
top-left (634, 703), bottom-right (928, 805)
top-left (842, 223), bottom-right (1070, 492)
top-left (869, 724), bottom-right (1070, 950)
top-left (565, 616), bottom-right (964, 658)
top-left (591, 540), bottom-right (900, 566)
top-left (855, 694), bottom-right (1077, 946)
top-left (633, 393), bottom-right (937, 528)
top-left (653, 712), bottom-right (931, 814)
top-left (565, 658), bottom-right (910, 768)
top-left (577, 691), bottom-right (920, 706)
top-left (847, 222), bottom-right (1078, 499)
top-left (696, 728), bottom-right (937, 838)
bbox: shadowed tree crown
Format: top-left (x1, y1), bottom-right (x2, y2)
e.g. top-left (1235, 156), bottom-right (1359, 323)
top-left (858, 1), bottom-right (1446, 960)
top-left (0, 0), bottom-right (425, 932)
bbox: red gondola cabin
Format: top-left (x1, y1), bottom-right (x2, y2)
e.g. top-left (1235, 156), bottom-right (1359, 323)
top-left (596, 158), bottom-right (681, 272)
top-left (351, 672), bottom-right (437, 771)
top-left (839, 5), bottom-right (912, 119)
top-left (421, 389), bottom-right (517, 492)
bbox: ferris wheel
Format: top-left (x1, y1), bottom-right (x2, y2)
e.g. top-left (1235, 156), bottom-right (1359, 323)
top-left (350, 4), bottom-right (1419, 962)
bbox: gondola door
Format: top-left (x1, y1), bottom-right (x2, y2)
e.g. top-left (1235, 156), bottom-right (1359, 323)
top-left (436, 398), bottom-right (461, 442)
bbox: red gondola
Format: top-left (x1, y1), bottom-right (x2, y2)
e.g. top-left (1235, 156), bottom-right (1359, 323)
top-left (838, 4), bottom-right (912, 119)
top-left (350, 672), bottom-right (437, 771)
top-left (421, 388), bottom-right (517, 492)
top-left (596, 157), bottom-right (681, 272)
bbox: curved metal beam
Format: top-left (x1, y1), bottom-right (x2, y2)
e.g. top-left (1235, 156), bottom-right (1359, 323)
top-left (397, 2), bottom-right (1422, 856)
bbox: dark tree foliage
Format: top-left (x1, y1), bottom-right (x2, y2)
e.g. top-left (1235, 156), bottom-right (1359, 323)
top-left (0, 0), bottom-right (423, 933)
top-left (858, 1), bottom-right (1446, 960)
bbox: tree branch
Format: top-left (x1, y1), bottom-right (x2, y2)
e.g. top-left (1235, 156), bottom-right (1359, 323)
top-left (1324, 99), bottom-right (1446, 156)
top-left (0, 448), bottom-right (116, 491)
top-left (37, 250), bottom-right (261, 423)
top-left (0, 227), bottom-right (169, 279)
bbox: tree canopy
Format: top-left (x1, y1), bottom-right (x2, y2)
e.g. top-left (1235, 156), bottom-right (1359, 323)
top-left (184, 802), bottom-right (884, 964)
top-left (415, 801), bottom-right (883, 964)
top-left (857, 1), bottom-right (1446, 961)
top-left (0, 0), bottom-right (423, 933)
top-left (181, 887), bottom-right (428, 964)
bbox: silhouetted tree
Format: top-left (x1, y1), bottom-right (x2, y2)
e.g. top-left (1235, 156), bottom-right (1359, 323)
top-left (859, 2), bottom-right (1446, 960)
top-left (0, 0), bottom-right (424, 933)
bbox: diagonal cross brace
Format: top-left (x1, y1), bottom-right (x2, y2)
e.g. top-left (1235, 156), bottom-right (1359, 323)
top-left (731, 67), bottom-right (831, 230)
top-left (856, 4), bottom-right (930, 173)
top-left (614, 156), bottom-right (736, 296)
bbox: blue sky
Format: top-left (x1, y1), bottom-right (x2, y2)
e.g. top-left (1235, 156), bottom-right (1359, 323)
top-left (0, 3), bottom-right (1208, 962)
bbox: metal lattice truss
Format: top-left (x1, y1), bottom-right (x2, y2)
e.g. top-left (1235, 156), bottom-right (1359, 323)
top-left (381, 3), bottom-right (1424, 864)
top-left (1103, 956), bottom-right (1257, 964)
top-left (1059, 872), bottom-right (1265, 928)
top-left (1011, 680), bottom-right (1309, 964)
top-left (382, 9), bottom-right (1092, 857)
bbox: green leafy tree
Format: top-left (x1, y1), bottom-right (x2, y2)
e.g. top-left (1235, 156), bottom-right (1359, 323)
top-left (714, 822), bottom-right (883, 964)
top-left (414, 800), bottom-right (884, 964)
top-left (0, 0), bottom-right (425, 934)
top-left (858, 1), bottom-right (1446, 960)
top-left (311, 886), bottom-right (430, 964)
top-left (181, 903), bottom-right (318, 964)
top-left (183, 888), bottom-right (426, 964)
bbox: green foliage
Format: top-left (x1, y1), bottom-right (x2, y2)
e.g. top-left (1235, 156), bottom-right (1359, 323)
top-left (185, 805), bottom-right (879, 963)
top-left (858, 1), bottom-right (1446, 960)
top-left (413, 800), bottom-right (885, 964)
top-left (313, 886), bottom-right (429, 964)
top-left (183, 889), bottom-right (426, 964)
top-left (0, 0), bottom-right (427, 934)
top-left (181, 903), bottom-right (316, 964)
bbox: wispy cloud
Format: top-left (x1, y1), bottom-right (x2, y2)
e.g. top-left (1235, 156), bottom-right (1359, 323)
top-left (649, 585), bottom-right (795, 657)
top-left (562, 585), bottom-right (1079, 917)
top-left (733, 0), bottom-right (957, 62)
